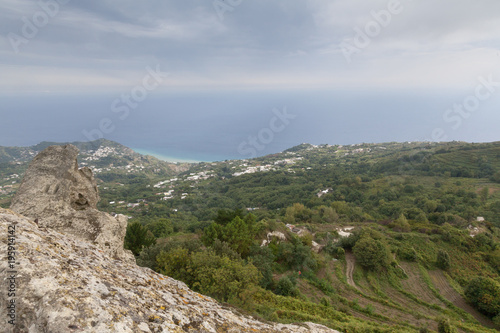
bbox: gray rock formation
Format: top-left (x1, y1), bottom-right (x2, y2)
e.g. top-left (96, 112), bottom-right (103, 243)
top-left (0, 208), bottom-right (340, 333)
top-left (10, 144), bottom-right (134, 263)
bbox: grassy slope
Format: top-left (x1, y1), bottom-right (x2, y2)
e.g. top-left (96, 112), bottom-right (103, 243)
top-left (2, 140), bottom-right (500, 331)
top-left (250, 222), bottom-right (499, 332)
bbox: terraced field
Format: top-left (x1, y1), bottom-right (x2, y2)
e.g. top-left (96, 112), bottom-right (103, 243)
top-left (428, 270), bottom-right (497, 329)
top-left (313, 256), bottom-right (500, 332)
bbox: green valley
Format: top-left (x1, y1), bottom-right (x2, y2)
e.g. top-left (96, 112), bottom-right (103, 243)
top-left (2, 139), bottom-right (500, 332)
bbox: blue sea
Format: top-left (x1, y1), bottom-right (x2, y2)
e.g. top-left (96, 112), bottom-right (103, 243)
top-left (1, 89), bottom-right (499, 162)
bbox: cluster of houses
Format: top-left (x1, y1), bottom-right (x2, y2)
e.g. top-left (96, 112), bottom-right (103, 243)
top-left (80, 163), bottom-right (147, 174)
top-left (185, 171), bottom-right (214, 181)
top-left (153, 178), bottom-right (179, 188)
top-left (0, 185), bottom-right (14, 196)
top-left (82, 147), bottom-right (119, 161)
top-left (156, 190), bottom-right (175, 201)
top-left (80, 147), bottom-right (148, 174)
top-left (0, 174), bottom-right (19, 196)
top-left (231, 157), bottom-right (304, 177)
top-left (3, 173), bottom-right (20, 181)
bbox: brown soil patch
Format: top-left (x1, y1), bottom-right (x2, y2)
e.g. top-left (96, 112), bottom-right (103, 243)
top-left (400, 262), bottom-right (446, 308)
top-left (476, 186), bottom-right (499, 196)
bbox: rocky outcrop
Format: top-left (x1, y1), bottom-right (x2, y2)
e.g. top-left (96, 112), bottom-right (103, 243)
top-left (9, 144), bottom-right (134, 263)
top-left (0, 208), bottom-right (339, 333)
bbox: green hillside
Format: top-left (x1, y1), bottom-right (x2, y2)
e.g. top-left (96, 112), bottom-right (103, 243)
top-left (0, 139), bottom-right (190, 208)
top-left (2, 140), bottom-right (500, 332)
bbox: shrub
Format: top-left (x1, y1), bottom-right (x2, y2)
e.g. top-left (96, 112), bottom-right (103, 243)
top-left (437, 318), bottom-right (457, 333)
top-left (248, 245), bottom-right (275, 290)
top-left (136, 242), bottom-right (165, 271)
top-left (158, 249), bottom-right (261, 303)
top-left (397, 246), bottom-right (418, 262)
top-left (353, 236), bottom-right (391, 271)
top-left (485, 249), bottom-right (500, 273)
top-left (300, 232), bottom-right (313, 246)
top-left (157, 247), bottom-right (193, 284)
top-left (465, 276), bottom-right (500, 318)
top-left (202, 216), bottom-right (255, 257)
top-left (331, 246), bottom-right (345, 259)
top-left (124, 222), bottom-right (156, 256)
top-left (337, 231), bottom-right (360, 249)
top-left (210, 239), bottom-right (241, 260)
top-left (275, 275), bottom-right (298, 297)
top-left (147, 218), bottom-right (173, 238)
top-left (276, 236), bottom-right (317, 271)
top-left (390, 213), bottom-right (411, 232)
top-left (190, 250), bottom-right (261, 302)
top-left (436, 249), bottom-right (451, 270)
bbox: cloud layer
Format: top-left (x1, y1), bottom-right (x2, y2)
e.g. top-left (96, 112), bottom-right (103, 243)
top-left (1, 0), bottom-right (499, 92)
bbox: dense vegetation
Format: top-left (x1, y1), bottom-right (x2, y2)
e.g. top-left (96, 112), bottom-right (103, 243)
top-left (2, 139), bottom-right (500, 332)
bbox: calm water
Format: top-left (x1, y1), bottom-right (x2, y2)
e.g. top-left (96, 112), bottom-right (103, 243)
top-left (1, 89), bottom-right (498, 162)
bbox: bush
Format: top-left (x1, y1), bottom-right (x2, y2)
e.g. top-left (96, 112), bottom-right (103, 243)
top-left (157, 249), bottom-right (261, 303)
top-left (436, 249), bottom-right (451, 270)
top-left (300, 232), bottom-right (313, 246)
top-left (323, 238), bottom-right (345, 259)
top-left (124, 222), bottom-right (156, 256)
top-left (147, 218), bottom-right (173, 238)
top-left (331, 246), bottom-right (345, 259)
top-left (190, 250), bottom-right (261, 302)
top-left (390, 214), bottom-right (411, 232)
top-left (353, 236), bottom-right (391, 271)
top-left (276, 236), bottom-right (317, 271)
top-left (210, 239), bottom-right (241, 260)
top-left (397, 246), bottom-right (418, 262)
top-left (337, 231), bottom-right (360, 249)
top-left (437, 318), bottom-right (457, 333)
top-left (248, 245), bottom-right (275, 290)
top-left (464, 276), bottom-right (500, 318)
top-left (136, 242), bottom-right (165, 271)
top-left (275, 275), bottom-right (298, 297)
top-left (485, 249), bottom-right (500, 274)
top-left (202, 216), bottom-right (255, 257)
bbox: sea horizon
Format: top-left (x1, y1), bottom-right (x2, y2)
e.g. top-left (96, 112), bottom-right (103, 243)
top-left (130, 147), bottom-right (241, 163)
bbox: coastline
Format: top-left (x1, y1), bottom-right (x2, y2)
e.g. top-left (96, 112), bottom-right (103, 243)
top-left (131, 148), bottom-right (204, 163)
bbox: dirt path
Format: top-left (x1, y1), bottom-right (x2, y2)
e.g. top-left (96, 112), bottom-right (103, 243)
top-left (345, 250), bottom-right (358, 289)
top-left (428, 270), bottom-right (497, 330)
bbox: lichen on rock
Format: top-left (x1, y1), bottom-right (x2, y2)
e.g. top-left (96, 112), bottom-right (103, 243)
top-left (0, 208), bottom-right (339, 332)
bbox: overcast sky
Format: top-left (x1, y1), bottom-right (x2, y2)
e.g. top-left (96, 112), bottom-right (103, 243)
top-left (0, 1), bottom-right (499, 158)
top-left (1, 0), bottom-right (499, 92)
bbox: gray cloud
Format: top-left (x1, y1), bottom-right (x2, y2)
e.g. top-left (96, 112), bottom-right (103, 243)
top-left (0, 0), bottom-right (499, 91)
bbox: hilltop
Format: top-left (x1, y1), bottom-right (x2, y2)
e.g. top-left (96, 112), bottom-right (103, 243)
top-left (0, 139), bottom-right (190, 207)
